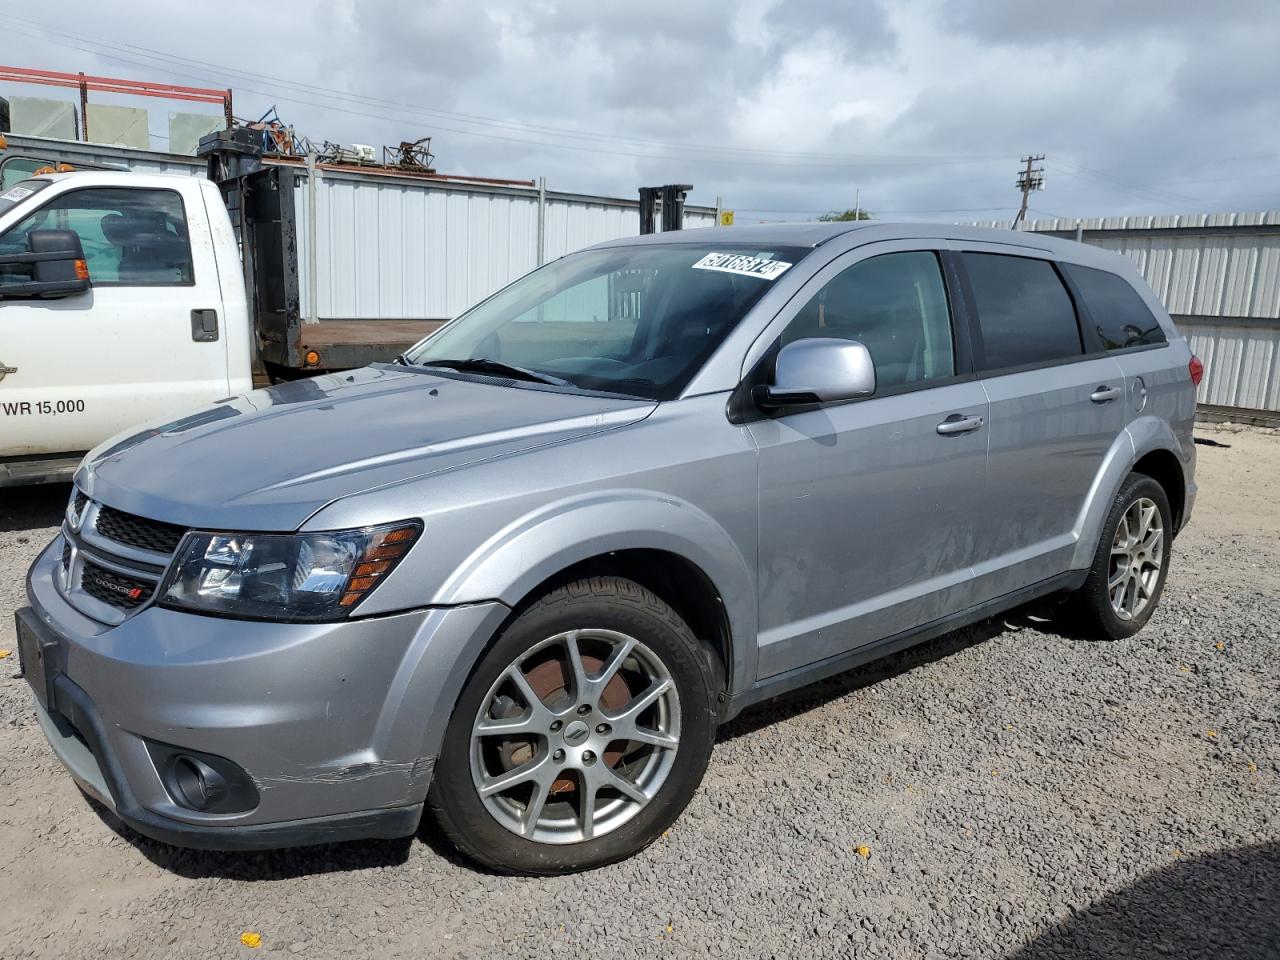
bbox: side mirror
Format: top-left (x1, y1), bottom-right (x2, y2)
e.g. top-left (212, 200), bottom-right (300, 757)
top-left (754, 337), bottom-right (876, 410)
top-left (0, 229), bottom-right (90, 300)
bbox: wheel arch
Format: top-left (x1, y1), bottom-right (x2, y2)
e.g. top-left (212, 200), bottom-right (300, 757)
top-left (504, 549), bottom-right (734, 710)
top-left (1070, 418), bottom-right (1191, 568)
top-left (429, 491), bottom-right (756, 705)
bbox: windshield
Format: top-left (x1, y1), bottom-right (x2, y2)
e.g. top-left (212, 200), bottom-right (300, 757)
top-left (405, 242), bottom-right (810, 400)
top-left (0, 179), bottom-right (52, 217)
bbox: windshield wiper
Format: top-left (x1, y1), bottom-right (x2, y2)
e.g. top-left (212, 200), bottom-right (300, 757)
top-left (417, 357), bottom-right (568, 386)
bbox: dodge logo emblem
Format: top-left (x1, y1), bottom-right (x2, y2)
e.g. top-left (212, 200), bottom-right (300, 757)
top-left (89, 574), bottom-right (145, 600)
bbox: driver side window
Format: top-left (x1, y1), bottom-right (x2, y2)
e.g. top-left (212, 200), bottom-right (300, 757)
top-left (781, 251), bottom-right (955, 389)
top-left (0, 187), bottom-right (193, 287)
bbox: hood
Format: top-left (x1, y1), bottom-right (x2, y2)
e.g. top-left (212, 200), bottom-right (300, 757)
top-left (79, 365), bottom-right (655, 530)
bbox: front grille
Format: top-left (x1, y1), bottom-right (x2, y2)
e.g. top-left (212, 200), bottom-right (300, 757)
top-left (73, 490), bottom-right (88, 515)
top-left (80, 560), bottom-right (153, 610)
top-left (61, 541), bottom-right (71, 572)
top-left (95, 505), bottom-right (186, 555)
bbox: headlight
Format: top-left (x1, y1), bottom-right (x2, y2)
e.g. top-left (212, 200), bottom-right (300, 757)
top-left (160, 521), bottom-right (421, 621)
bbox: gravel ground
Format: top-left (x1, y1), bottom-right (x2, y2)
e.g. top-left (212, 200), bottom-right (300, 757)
top-left (1, 426), bottom-right (1277, 960)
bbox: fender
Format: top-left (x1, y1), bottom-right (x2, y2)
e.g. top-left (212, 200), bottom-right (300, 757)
top-left (1069, 415), bottom-right (1190, 569)
top-left (430, 488), bottom-right (759, 693)
top-left (374, 490), bottom-right (757, 776)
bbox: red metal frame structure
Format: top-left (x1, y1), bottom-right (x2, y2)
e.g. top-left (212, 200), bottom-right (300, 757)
top-left (0, 65), bottom-right (232, 142)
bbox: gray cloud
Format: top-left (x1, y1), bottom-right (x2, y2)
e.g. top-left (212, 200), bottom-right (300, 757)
top-left (7, 0), bottom-right (1280, 221)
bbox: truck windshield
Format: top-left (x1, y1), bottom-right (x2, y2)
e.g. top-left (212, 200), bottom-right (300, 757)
top-left (0, 179), bottom-right (52, 217)
top-left (406, 242), bottom-right (809, 400)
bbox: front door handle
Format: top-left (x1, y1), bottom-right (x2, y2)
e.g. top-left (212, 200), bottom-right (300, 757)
top-left (191, 309), bottom-right (219, 343)
top-left (937, 414), bottom-right (984, 435)
top-left (1090, 385), bottom-right (1122, 403)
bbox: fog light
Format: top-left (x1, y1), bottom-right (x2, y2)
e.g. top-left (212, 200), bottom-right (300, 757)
top-left (170, 755), bottom-right (229, 811)
top-left (148, 741), bottom-right (260, 814)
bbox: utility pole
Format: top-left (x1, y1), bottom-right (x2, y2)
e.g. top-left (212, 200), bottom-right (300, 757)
top-left (1013, 155), bottom-right (1045, 228)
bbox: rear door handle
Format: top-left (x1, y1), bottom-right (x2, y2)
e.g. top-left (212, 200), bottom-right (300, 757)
top-left (937, 414), bottom-right (984, 435)
top-left (1090, 385), bottom-right (1122, 403)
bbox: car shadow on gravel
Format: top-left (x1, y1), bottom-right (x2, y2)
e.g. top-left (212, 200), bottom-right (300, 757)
top-left (718, 597), bottom-right (1084, 744)
top-left (0, 482), bottom-right (70, 533)
top-left (85, 796), bottom-right (415, 880)
top-left (1010, 841), bottom-right (1280, 960)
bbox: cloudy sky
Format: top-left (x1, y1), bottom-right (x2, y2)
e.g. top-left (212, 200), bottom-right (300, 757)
top-left (7, 0), bottom-right (1280, 223)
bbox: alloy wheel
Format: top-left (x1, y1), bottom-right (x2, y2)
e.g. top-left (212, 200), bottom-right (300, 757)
top-left (469, 629), bottom-right (681, 844)
top-left (1108, 496), bottom-right (1164, 621)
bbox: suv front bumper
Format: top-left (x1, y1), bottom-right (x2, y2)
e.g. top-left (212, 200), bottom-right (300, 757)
top-left (21, 536), bottom-right (510, 850)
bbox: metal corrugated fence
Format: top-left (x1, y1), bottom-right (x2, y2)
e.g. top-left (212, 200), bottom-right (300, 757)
top-left (3, 133), bottom-right (718, 324)
top-left (975, 212), bottom-right (1280, 416)
top-left (292, 167), bottom-right (715, 321)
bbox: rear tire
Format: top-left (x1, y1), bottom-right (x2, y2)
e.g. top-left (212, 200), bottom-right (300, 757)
top-left (427, 576), bottom-right (718, 874)
top-left (1066, 472), bottom-right (1173, 640)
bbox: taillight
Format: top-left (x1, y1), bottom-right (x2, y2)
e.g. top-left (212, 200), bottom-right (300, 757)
top-left (1188, 355), bottom-right (1204, 387)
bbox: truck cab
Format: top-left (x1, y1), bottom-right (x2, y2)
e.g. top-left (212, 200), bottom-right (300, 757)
top-left (0, 172), bottom-right (253, 484)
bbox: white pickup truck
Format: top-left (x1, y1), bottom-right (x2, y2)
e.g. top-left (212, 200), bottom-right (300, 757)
top-left (0, 171), bottom-right (258, 485)
top-left (0, 163), bottom-right (442, 486)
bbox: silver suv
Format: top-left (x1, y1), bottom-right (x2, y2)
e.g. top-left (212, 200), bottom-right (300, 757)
top-left (18, 223), bottom-right (1198, 874)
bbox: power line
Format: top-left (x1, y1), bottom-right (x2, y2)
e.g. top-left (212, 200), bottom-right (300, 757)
top-left (1053, 159), bottom-right (1208, 207)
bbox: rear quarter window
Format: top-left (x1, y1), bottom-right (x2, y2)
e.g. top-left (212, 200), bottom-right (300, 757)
top-left (1063, 263), bottom-right (1168, 351)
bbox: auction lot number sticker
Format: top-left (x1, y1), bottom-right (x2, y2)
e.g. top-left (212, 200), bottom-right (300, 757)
top-left (692, 252), bottom-right (793, 281)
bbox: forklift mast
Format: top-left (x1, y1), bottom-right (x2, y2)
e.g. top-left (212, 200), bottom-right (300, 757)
top-left (638, 184), bottom-right (693, 235)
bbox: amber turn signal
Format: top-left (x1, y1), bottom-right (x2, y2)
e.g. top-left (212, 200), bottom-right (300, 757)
top-left (74, 259), bottom-right (89, 281)
top-left (338, 523), bottom-right (421, 609)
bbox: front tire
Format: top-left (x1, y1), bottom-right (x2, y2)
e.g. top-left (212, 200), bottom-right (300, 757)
top-left (1066, 472), bottom-right (1173, 640)
top-left (427, 576), bottom-right (718, 874)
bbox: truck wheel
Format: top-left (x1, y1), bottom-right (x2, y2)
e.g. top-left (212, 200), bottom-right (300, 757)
top-left (427, 576), bottom-right (719, 874)
top-left (1066, 473), bottom-right (1173, 640)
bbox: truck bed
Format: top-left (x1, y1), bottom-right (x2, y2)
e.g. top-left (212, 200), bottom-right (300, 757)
top-left (296, 319), bottom-right (447, 370)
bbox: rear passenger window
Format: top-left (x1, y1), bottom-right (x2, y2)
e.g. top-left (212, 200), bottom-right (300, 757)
top-left (781, 251), bottom-right (955, 388)
top-left (1063, 263), bottom-right (1168, 351)
top-left (963, 253), bottom-right (1082, 370)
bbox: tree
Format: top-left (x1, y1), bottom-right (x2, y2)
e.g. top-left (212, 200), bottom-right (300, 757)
top-left (818, 209), bottom-right (872, 221)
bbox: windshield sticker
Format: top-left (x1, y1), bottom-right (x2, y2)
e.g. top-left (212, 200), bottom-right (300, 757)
top-left (692, 252), bottom-right (793, 281)
top-left (1, 185), bottom-right (34, 202)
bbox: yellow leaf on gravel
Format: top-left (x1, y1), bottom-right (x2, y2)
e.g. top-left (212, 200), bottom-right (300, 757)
top-left (240, 932), bottom-right (262, 949)
top-left (855, 845), bottom-right (871, 859)
top-left (1207, 730), bottom-right (1218, 738)
top-left (1215, 641), bottom-right (1226, 651)
top-left (1248, 762), bottom-right (1258, 773)
top-left (0, 649), bottom-right (10, 659)
top-left (1178, 664), bottom-right (1190, 672)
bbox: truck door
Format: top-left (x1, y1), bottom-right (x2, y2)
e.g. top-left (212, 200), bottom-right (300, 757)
top-left (0, 181), bottom-right (231, 459)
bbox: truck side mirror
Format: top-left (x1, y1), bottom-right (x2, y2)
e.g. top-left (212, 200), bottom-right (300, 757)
top-left (0, 229), bottom-right (90, 300)
top-left (753, 337), bottom-right (877, 410)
